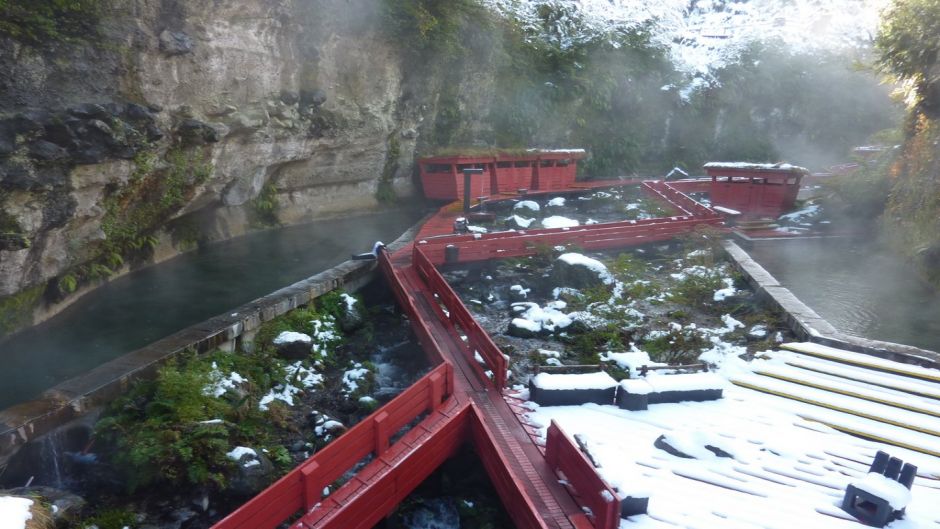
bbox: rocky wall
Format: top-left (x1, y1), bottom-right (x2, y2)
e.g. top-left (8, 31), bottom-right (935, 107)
top-left (0, 0), bottom-right (491, 337)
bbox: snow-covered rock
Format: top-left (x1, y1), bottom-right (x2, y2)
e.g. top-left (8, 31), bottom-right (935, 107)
top-left (541, 215), bottom-right (579, 229)
top-left (550, 253), bottom-right (613, 289)
top-left (273, 331), bottom-right (313, 360)
top-left (514, 200), bottom-right (541, 214)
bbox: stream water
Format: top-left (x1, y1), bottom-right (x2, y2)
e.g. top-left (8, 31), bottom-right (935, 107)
top-left (747, 236), bottom-right (940, 352)
top-left (0, 208), bottom-right (425, 410)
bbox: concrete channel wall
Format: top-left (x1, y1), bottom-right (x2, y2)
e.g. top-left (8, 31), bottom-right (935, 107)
top-left (722, 240), bottom-right (940, 369)
top-left (0, 215), bottom-right (429, 470)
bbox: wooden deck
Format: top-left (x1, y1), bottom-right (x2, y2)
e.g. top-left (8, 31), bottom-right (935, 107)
top-left (212, 178), bottom-right (723, 529)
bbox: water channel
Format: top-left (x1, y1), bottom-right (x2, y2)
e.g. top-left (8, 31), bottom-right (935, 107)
top-left (0, 208), bottom-right (425, 410)
top-left (747, 236), bottom-right (940, 352)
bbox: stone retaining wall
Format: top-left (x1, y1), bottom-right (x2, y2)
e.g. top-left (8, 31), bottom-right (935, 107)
top-left (722, 240), bottom-right (940, 369)
top-left (0, 215), bottom-right (428, 470)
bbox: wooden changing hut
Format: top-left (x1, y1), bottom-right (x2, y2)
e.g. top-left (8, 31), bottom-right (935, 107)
top-left (418, 149), bottom-right (586, 200)
top-left (704, 162), bottom-right (807, 219)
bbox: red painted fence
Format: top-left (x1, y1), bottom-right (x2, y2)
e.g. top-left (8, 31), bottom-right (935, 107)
top-left (643, 180), bottom-right (718, 218)
top-left (418, 216), bottom-right (722, 266)
top-left (212, 363), bottom-right (455, 529)
top-left (545, 421), bottom-right (620, 529)
top-left (413, 245), bottom-right (509, 390)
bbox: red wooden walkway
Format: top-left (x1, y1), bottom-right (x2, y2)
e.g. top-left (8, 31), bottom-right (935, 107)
top-left (212, 180), bottom-right (722, 529)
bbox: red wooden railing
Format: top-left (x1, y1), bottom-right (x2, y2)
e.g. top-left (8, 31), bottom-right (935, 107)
top-left (379, 251), bottom-right (448, 365)
top-left (417, 217), bottom-right (722, 265)
top-left (468, 405), bottom-right (550, 529)
top-left (413, 245), bottom-right (509, 390)
top-left (545, 421), bottom-right (620, 529)
top-left (212, 363), bottom-right (454, 529)
top-left (643, 180), bottom-right (718, 219)
top-left (297, 403), bottom-right (471, 529)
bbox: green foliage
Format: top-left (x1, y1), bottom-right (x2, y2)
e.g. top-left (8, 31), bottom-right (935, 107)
top-left (825, 150), bottom-right (896, 218)
top-left (58, 273), bottom-right (78, 294)
top-left (877, 0), bottom-right (940, 114)
top-left (0, 282), bottom-right (44, 338)
top-left (376, 132), bottom-right (400, 203)
top-left (81, 508), bottom-right (136, 529)
top-left (640, 327), bottom-right (707, 364)
top-left (383, 0), bottom-right (485, 55)
top-left (249, 182), bottom-right (280, 228)
top-left (50, 147), bottom-right (214, 299)
top-left (668, 270), bottom-right (725, 310)
top-left (0, 0), bottom-right (104, 45)
top-left (95, 357), bottom-right (236, 492)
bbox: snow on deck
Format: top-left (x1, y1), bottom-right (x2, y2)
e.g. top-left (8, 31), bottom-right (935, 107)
top-left (523, 344), bottom-right (940, 528)
top-left (0, 497), bottom-right (33, 529)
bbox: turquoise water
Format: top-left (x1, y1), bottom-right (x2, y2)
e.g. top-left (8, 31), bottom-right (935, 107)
top-left (0, 209), bottom-right (424, 409)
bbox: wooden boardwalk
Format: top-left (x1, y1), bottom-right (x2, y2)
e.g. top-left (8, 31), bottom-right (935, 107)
top-left (213, 179), bottom-right (722, 529)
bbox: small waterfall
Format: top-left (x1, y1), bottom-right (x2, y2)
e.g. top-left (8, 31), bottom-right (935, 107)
top-left (39, 433), bottom-right (65, 489)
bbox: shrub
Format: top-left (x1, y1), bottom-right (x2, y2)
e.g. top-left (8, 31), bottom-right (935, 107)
top-left (0, 0), bottom-right (104, 45)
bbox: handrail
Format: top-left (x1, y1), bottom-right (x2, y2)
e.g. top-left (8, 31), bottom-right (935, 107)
top-left (211, 362), bottom-right (454, 529)
top-left (412, 245), bottom-right (509, 390)
top-left (417, 218), bottom-right (722, 265)
top-left (545, 421), bottom-right (620, 529)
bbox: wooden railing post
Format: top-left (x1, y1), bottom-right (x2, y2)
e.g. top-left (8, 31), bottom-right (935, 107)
top-left (301, 461), bottom-right (321, 511)
top-left (373, 411), bottom-right (390, 457)
top-left (429, 370), bottom-right (444, 411)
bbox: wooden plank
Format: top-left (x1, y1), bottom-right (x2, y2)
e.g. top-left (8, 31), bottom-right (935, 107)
top-left (752, 364), bottom-right (940, 418)
top-left (781, 342), bottom-right (940, 383)
top-left (774, 353), bottom-right (940, 400)
top-left (730, 375), bottom-right (940, 438)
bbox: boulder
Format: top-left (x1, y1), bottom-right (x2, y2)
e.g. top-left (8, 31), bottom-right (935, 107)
top-left (159, 29), bottom-right (195, 56)
top-left (513, 200), bottom-right (540, 215)
top-left (176, 119), bottom-right (219, 145)
top-left (3, 486), bottom-right (85, 526)
top-left (508, 319), bottom-right (539, 338)
top-left (336, 293), bottom-right (364, 332)
top-left (504, 214), bottom-right (535, 230)
top-left (226, 449), bottom-right (275, 497)
top-left (0, 121), bottom-right (16, 157)
top-left (549, 253), bottom-right (612, 290)
top-left (13, 110), bottom-right (53, 136)
top-left (124, 102), bottom-right (157, 123)
top-left (300, 88), bottom-right (327, 108)
top-left (273, 331), bottom-right (313, 360)
top-left (279, 90), bottom-right (299, 105)
top-left (67, 103), bottom-right (110, 120)
top-left (28, 140), bottom-right (68, 162)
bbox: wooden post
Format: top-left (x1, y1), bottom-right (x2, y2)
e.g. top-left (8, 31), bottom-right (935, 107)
top-left (373, 411), bottom-right (390, 457)
top-left (429, 371), bottom-right (444, 411)
top-left (301, 461), bottom-right (321, 510)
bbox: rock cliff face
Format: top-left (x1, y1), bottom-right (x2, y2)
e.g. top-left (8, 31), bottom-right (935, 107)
top-left (0, 0), bottom-right (467, 336)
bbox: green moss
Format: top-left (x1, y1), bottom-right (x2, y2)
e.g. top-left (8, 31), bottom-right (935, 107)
top-left (376, 132), bottom-right (400, 203)
top-left (51, 147), bottom-right (214, 300)
top-left (81, 508), bottom-right (137, 529)
top-left (383, 0), bottom-right (485, 55)
top-left (0, 282), bottom-right (44, 338)
top-left (0, 0), bottom-right (104, 45)
top-left (249, 182), bottom-right (280, 228)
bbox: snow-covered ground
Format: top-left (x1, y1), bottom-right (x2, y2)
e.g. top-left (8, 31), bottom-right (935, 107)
top-left (522, 345), bottom-right (940, 528)
top-left (0, 496), bottom-right (33, 529)
top-left (483, 0), bottom-right (886, 77)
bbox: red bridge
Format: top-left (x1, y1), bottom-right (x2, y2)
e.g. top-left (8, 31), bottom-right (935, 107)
top-left (212, 180), bottom-right (723, 529)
